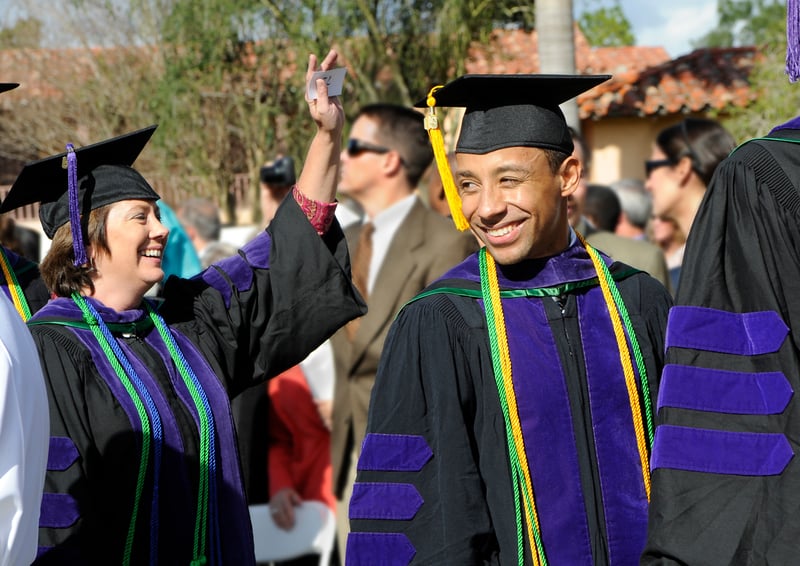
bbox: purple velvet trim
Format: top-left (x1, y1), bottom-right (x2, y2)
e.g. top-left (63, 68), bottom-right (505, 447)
top-left (769, 116), bottom-right (800, 134)
top-left (346, 532), bottom-right (415, 566)
top-left (651, 425), bottom-right (794, 476)
top-left (349, 482), bottom-right (423, 520)
top-left (40, 493), bottom-right (80, 528)
top-left (502, 298), bottom-right (593, 565)
top-left (146, 328), bottom-right (253, 564)
top-left (666, 306), bottom-right (788, 355)
top-left (47, 436), bottom-right (79, 471)
top-left (33, 296), bottom-right (145, 324)
top-left (442, 239), bottom-right (610, 290)
top-left (357, 433), bottom-right (433, 472)
top-left (579, 290), bottom-right (648, 564)
top-left (198, 231), bottom-right (269, 309)
top-left (659, 365), bottom-right (793, 415)
top-left (239, 230), bottom-right (271, 269)
top-left (200, 268), bottom-right (235, 309)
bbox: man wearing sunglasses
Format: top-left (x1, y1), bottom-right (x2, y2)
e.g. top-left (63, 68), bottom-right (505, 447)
top-left (330, 103), bottom-right (478, 561)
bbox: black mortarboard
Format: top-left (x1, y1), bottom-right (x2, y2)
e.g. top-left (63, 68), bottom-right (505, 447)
top-left (0, 83), bottom-right (19, 93)
top-left (415, 74), bottom-right (610, 229)
top-left (415, 74), bottom-right (610, 155)
top-left (0, 125), bottom-right (159, 264)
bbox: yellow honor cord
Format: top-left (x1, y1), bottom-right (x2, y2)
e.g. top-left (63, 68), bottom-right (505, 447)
top-left (485, 252), bottom-right (544, 564)
top-left (576, 232), bottom-right (651, 500)
top-left (424, 86), bottom-right (470, 231)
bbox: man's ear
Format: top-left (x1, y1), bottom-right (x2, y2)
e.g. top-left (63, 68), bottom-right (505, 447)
top-left (383, 150), bottom-right (405, 176)
top-left (560, 155), bottom-right (581, 197)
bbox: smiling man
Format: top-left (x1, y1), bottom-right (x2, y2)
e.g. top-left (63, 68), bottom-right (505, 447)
top-left (346, 75), bottom-right (673, 566)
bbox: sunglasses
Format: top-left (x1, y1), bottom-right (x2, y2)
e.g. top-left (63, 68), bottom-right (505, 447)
top-left (644, 159), bottom-right (674, 177)
top-left (346, 138), bottom-right (393, 157)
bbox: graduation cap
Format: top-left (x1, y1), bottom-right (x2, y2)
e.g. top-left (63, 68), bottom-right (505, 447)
top-left (0, 125), bottom-right (159, 265)
top-left (0, 83), bottom-right (19, 93)
top-left (414, 74), bottom-right (610, 229)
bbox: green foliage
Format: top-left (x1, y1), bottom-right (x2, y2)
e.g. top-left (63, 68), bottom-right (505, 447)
top-left (723, 36), bottom-right (800, 142)
top-left (577, 0), bottom-right (635, 47)
top-left (0, 17), bottom-right (42, 49)
top-left (693, 0), bottom-right (785, 49)
top-left (697, 0), bottom-right (796, 142)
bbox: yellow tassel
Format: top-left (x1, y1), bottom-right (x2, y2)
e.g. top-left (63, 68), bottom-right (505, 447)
top-left (424, 86), bottom-right (470, 231)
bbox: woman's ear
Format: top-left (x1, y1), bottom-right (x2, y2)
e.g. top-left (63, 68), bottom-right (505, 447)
top-left (676, 155), bottom-right (694, 184)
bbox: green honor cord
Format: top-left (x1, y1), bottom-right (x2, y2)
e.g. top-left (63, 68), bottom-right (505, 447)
top-left (72, 294), bottom-right (152, 566)
top-left (146, 302), bottom-right (215, 566)
top-left (72, 294), bottom-right (216, 565)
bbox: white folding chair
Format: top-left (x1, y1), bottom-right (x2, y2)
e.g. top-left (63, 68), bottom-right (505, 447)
top-left (249, 500), bottom-right (336, 566)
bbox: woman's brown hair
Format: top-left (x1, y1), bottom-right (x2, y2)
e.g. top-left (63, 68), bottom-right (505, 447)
top-left (40, 204), bottom-right (112, 297)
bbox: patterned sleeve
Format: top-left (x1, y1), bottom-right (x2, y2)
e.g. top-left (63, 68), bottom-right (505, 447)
top-left (292, 185), bottom-right (338, 235)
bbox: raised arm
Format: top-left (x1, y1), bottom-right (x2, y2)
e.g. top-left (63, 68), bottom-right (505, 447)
top-left (295, 49), bottom-right (344, 204)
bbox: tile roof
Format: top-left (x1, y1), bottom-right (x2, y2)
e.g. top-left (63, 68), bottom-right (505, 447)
top-left (578, 46), bottom-right (759, 118)
top-left (466, 28), bottom-right (758, 119)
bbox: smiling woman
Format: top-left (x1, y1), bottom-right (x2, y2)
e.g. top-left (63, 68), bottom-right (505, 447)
top-left (0, 48), bottom-right (366, 566)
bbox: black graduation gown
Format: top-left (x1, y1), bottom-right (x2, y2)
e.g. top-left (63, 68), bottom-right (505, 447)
top-left (29, 197), bottom-right (366, 566)
top-left (1, 245), bottom-right (50, 315)
top-left (348, 242), bottom-right (672, 566)
top-left (643, 127), bottom-right (800, 565)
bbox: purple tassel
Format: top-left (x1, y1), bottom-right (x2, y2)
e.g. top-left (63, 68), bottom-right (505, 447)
top-left (787, 0), bottom-right (800, 82)
top-left (66, 144), bottom-right (88, 267)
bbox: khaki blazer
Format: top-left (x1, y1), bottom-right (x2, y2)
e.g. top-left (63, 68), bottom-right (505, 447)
top-left (330, 198), bottom-right (478, 496)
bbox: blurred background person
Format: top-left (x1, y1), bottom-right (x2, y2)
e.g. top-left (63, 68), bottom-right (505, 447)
top-left (649, 214), bottom-right (686, 294)
top-left (584, 183), bottom-right (621, 233)
top-left (419, 151), bottom-right (457, 218)
top-left (177, 196), bottom-right (235, 269)
top-left (644, 118), bottom-right (736, 258)
top-left (0, 214), bottom-right (49, 319)
top-left (610, 178), bottom-right (652, 240)
top-left (1, 215), bottom-right (41, 263)
top-left (568, 127), bottom-right (671, 292)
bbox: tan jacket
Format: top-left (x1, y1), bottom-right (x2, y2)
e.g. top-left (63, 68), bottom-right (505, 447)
top-left (330, 198), bottom-right (478, 496)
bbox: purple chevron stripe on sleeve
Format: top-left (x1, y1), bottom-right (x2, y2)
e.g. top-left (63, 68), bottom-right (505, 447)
top-left (349, 482), bottom-right (423, 520)
top-left (651, 425), bottom-right (793, 476)
top-left (47, 436), bottom-right (79, 471)
top-left (358, 433), bottom-right (433, 472)
top-left (666, 307), bottom-right (788, 355)
top-left (658, 365), bottom-right (793, 415)
top-left (40, 493), bottom-right (80, 528)
top-left (346, 532), bottom-right (415, 566)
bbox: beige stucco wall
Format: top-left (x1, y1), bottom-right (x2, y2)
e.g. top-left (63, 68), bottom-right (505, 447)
top-left (582, 114), bottom-right (706, 186)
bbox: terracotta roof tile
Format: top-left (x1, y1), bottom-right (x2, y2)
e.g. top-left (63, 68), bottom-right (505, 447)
top-left (466, 28), bottom-right (757, 119)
